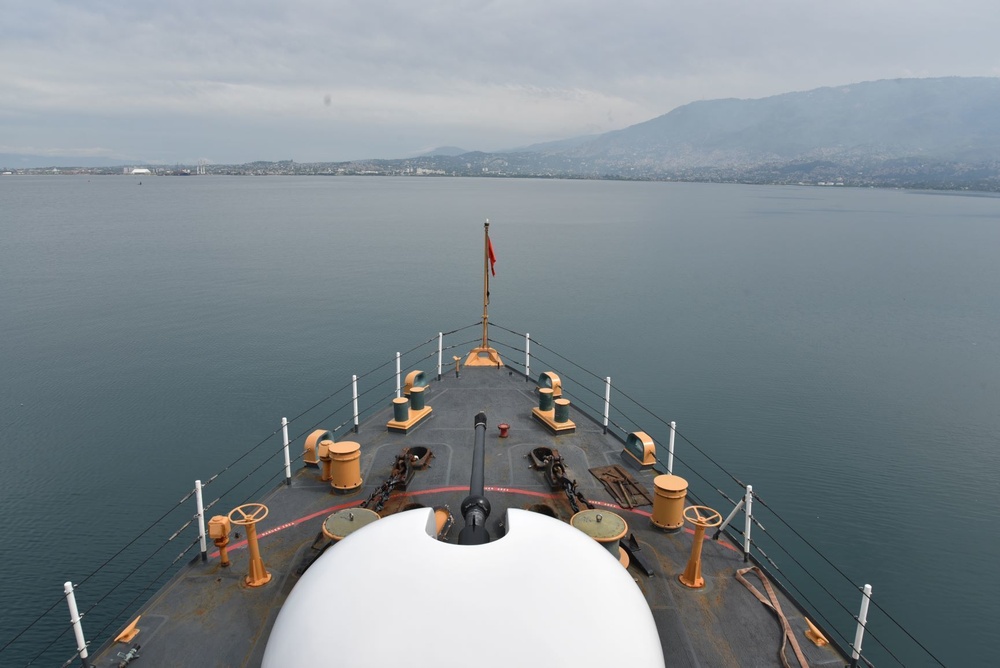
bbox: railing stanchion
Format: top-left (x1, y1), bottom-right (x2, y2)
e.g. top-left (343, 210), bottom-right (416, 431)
top-left (395, 352), bottom-right (401, 398)
top-left (352, 374), bottom-right (359, 433)
top-left (437, 332), bottom-right (443, 380)
top-left (713, 496), bottom-right (745, 541)
top-left (64, 581), bottom-right (91, 668)
top-left (525, 333), bottom-right (531, 381)
top-left (603, 376), bottom-right (611, 434)
top-left (281, 417), bottom-right (291, 485)
top-left (850, 584), bottom-right (873, 668)
top-left (667, 420), bottom-right (676, 474)
top-left (743, 485), bottom-right (753, 562)
top-left (196, 479), bottom-right (207, 562)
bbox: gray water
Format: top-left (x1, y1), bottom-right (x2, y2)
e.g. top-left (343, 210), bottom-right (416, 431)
top-left (2, 176), bottom-right (998, 666)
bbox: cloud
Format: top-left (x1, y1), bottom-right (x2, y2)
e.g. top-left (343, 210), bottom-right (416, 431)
top-left (2, 0), bottom-right (1000, 162)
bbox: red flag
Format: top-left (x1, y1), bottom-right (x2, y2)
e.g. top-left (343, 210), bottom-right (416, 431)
top-left (488, 236), bottom-right (497, 276)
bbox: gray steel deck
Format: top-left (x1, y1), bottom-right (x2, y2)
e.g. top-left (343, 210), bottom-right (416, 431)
top-left (90, 365), bottom-right (848, 667)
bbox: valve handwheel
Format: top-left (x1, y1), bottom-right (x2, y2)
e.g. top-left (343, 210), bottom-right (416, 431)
top-left (683, 505), bottom-right (722, 528)
top-left (679, 505), bottom-right (722, 589)
top-left (227, 503), bottom-right (272, 587)
top-left (228, 503), bottom-right (269, 526)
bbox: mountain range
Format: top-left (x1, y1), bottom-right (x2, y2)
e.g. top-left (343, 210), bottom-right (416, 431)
top-left (446, 76), bottom-right (1000, 187)
top-left (8, 77), bottom-right (1000, 189)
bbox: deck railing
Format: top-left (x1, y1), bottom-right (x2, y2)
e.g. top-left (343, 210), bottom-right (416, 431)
top-left (1, 323), bottom-right (942, 668)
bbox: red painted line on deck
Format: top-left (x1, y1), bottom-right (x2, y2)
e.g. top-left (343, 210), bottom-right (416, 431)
top-left (212, 485), bottom-right (739, 555)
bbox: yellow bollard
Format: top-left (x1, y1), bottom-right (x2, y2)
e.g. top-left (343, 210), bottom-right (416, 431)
top-left (651, 474), bottom-right (689, 531)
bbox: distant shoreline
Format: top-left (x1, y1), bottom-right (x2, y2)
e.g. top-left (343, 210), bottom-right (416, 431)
top-left (4, 169), bottom-right (998, 193)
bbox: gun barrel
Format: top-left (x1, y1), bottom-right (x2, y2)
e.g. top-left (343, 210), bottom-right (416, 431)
top-left (458, 412), bottom-right (491, 545)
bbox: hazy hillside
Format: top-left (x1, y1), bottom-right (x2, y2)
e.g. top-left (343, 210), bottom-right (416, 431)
top-left (555, 77), bottom-right (1000, 165)
top-left (509, 77), bottom-right (1000, 185)
top-left (418, 146), bottom-right (469, 157)
top-left (12, 77), bottom-right (1000, 190)
top-left (0, 153), bottom-right (128, 169)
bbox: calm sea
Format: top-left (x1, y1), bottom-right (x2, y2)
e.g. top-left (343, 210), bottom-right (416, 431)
top-left (2, 176), bottom-right (998, 666)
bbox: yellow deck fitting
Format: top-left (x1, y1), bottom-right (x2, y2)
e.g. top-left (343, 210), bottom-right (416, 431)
top-left (537, 371), bottom-right (562, 397)
top-left (531, 406), bottom-right (576, 434)
top-left (387, 405), bottom-right (433, 433)
top-left (570, 509), bottom-right (630, 568)
top-left (317, 440), bottom-right (333, 482)
top-left (464, 346), bottom-right (503, 367)
top-left (321, 508), bottom-right (380, 541)
top-left (404, 369), bottom-right (428, 395)
top-left (114, 615), bottom-right (141, 643)
top-left (228, 503), bottom-right (272, 588)
top-left (651, 474), bottom-right (689, 531)
top-left (679, 505), bottom-right (723, 589)
top-left (208, 515), bottom-right (232, 567)
top-left (328, 441), bottom-right (363, 492)
top-left (623, 431), bottom-right (657, 469)
top-left (433, 507), bottom-right (454, 539)
top-left (302, 429), bottom-right (332, 468)
top-left (804, 617), bottom-right (829, 646)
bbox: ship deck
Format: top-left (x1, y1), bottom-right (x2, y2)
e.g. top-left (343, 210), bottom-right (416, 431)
top-left (91, 365), bottom-right (848, 667)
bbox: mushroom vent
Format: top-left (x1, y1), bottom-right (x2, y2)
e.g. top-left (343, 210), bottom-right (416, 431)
top-left (624, 431), bottom-right (657, 469)
top-left (302, 429), bottom-right (333, 468)
top-left (404, 370), bottom-right (428, 396)
top-left (537, 371), bottom-right (562, 398)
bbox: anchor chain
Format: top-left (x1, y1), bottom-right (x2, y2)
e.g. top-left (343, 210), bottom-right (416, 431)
top-left (528, 447), bottom-right (594, 513)
top-left (562, 477), bottom-right (594, 514)
top-left (359, 447), bottom-right (433, 513)
top-left (359, 474), bottom-right (403, 513)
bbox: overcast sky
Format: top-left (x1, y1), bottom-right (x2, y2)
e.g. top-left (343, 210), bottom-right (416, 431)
top-left (3, 0), bottom-right (999, 164)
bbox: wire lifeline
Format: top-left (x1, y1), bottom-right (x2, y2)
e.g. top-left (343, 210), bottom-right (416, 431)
top-left (494, 326), bottom-right (937, 665)
top-left (497, 334), bottom-right (821, 578)
top-left (495, 338), bottom-right (742, 505)
top-left (31, 528), bottom-right (190, 668)
top-left (492, 323), bottom-right (608, 384)
top-left (504, 357), bottom-right (740, 517)
top-left (267, 336), bottom-right (443, 450)
top-left (278, 339), bottom-right (449, 450)
top-left (746, 539), bottom-right (855, 652)
top-left (88, 538), bottom-right (201, 652)
top-left (32, 357), bottom-right (414, 659)
top-left (752, 496), bottom-right (946, 668)
top-left (22, 324), bottom-right (938, 667)
top-left (612, 383), bottom-right (746, 489)
top-left (225, 351), bottom-right (441, 506)
top-left (517, 356), bottom-right (720, 493)
top-left (28, 619), bottom-right (74, 667)
top-left (746, 523), bottom-right (916, 667)
top-left (495, 326), bottom-right (744, 489)
top-left (226, 376), bottom-right (397, 506)
top-left (499, 341), bottom-right (748, 492)
top-left (244, 465), bottom-right (291, 502)
top-left (274, 348), bottom-right (436, 455)
top-left (350, 327), bottom-right (472, 384)
top-left (0, 488), bottom-right (197, 656)
top-left (5, 330), bottom-right (552, 660)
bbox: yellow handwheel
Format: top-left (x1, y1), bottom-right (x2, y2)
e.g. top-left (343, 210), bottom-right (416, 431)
top-left (683, 505), bottom-right (722, 528)
top-left (228, 503), bottom-right (269, 526)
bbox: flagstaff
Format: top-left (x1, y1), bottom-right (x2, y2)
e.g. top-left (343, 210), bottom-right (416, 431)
top-left (482, 219), bottom-right (490, 349)
top-left (465, 219), bottom-right (503, 367)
